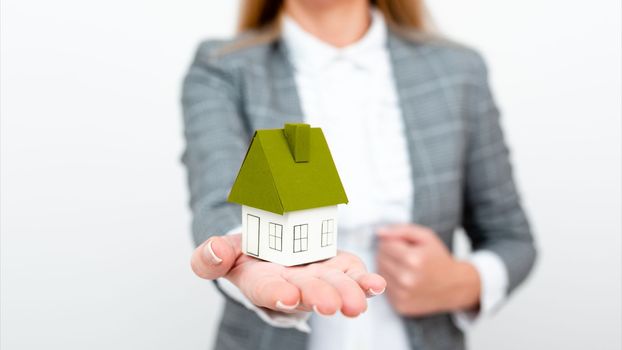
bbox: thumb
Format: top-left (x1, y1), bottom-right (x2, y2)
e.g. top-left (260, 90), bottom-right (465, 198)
top-left (376, 224), bottom-right (437, 244)
top-left (191, 234), bottom-right (242, 280)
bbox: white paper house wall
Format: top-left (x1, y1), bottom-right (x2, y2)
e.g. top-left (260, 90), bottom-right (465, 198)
top-left (242, 205), bottom-right (338, 266)
top-left (227, 123), bottom-right (349, 266)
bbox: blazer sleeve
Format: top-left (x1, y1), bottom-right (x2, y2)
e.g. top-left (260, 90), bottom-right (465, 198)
top-left (462, 54), bottom-right (538, 293)
top-left (181, 41), bottom-right (247, 247)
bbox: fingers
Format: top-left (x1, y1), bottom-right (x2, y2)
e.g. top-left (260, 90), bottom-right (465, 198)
top-left (378, 239), bottom-right (419, 267)
top-left (321, 252), bottom-right (386, 298)
top-left (377, 224), bottom-right (437, 244)
top-left (345, 267), bottom-right (387, 298)
top-left (319, 269), bottom-right (367, 317)
top-left (190, 234), bottom-right (241, 280)
top-left (284, 272), bottom-right (342, 315)
top-left (377, 252), bottom-right (417, 290)
top-left (377, 254), bottom-right (403, 294)
top-left (246, 274), bottom-right (301, 312)
top-left (376, 252), bottom-right (401, 279)
top-left (335, 254), bottom-right (387, 298)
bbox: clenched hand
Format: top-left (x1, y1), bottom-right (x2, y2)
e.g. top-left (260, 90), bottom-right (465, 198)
top-left (376, 224), bottom-right (481, 316)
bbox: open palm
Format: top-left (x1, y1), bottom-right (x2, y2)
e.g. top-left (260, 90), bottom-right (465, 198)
top-left (192, 233), bottom-right (386, 316)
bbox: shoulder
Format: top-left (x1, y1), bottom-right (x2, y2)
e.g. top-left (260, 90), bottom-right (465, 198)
top-left (183, 27), bottom-right (284, 104)
top-left (389, 26), bottom-right (489, 80)
top-left (183, 28), bottom-right (279, 95)
top-left (191, 26), bottom-right (280, 70)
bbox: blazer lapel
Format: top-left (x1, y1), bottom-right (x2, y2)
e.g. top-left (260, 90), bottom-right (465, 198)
top-left (236, 22), bottom-right (305, 130)
top-left (264, 40), bottom-right (305, 126)
top-left (387, 30), bottom-right (441, 231)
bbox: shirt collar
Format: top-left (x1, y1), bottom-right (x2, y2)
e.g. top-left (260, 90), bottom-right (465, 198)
top-left (281, 9), bottom-right (388, 74)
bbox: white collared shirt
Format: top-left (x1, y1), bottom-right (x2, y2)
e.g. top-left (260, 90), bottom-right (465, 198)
top-left (283, 10), bottom-right (415, 350)
top-left (219, 9), bottom-right (509, 350)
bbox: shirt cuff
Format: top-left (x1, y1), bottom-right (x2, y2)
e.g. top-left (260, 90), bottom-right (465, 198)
top-left (219, 225), bottom-right (312, 333)
top-left (452, 250), bottom-right (509, 330)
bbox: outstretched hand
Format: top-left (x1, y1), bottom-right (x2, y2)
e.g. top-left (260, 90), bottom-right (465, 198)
top-left (191, 234), bottom-right (386, 317)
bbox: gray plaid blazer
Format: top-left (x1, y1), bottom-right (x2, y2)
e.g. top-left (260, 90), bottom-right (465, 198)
top-left (181, 23), bottom-right (536, 350)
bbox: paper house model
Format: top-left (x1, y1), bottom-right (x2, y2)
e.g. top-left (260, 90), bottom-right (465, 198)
top-left (228, 123), bottom-right (348, 266)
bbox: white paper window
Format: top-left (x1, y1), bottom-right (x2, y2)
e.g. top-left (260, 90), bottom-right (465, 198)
top-left (293, 224), bottom-right (308, 253)
top-left (269, 223), bottom-right (283, 251)
top-left (321, 219), bottom-right (334, 247)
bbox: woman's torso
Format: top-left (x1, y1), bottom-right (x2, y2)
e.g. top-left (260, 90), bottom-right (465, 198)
top-left (197, 21), bottom-right (486, 350)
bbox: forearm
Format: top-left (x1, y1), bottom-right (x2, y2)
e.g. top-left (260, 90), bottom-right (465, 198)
top-left (451, 250), bottom-right (510, 329)
top-left (446, 261), bottom-right (481, 311)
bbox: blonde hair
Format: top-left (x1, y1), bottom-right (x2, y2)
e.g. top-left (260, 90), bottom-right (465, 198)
top-left (238, 0), bottom-right (428, 32)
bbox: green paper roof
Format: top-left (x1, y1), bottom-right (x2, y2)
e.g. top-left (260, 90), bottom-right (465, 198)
top-left (228, 124), bottom-right (348, 214)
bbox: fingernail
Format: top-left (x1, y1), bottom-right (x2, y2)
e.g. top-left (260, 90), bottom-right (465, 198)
top-left (204, 240), bottom-right (222, 265)
top-left (276, 300), bottom-right (299, 311)
top-left (312, 305), bottom-right (326, 316)
top-left (367, 287), bottom-right (385, 297)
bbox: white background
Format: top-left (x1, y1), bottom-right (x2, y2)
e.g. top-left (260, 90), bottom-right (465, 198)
top-left (1, 0), bottom-right (620, 349)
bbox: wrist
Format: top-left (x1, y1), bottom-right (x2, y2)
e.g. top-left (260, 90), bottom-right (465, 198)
top-left (449, 261), bottom-right (481, 311)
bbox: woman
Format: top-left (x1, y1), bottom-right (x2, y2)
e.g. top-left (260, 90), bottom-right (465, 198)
top-left (182, 0), bottom-right (537, 349)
